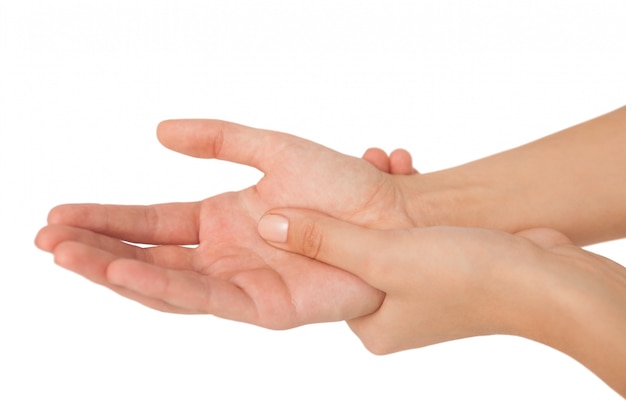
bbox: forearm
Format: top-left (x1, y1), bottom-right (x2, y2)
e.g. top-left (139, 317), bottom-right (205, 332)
top-left (518, 257), bottom-right (626, 397)
top-left (553, 293), bottom-right (626, 398)
top-left (405, 106), bottom-right (626, 245)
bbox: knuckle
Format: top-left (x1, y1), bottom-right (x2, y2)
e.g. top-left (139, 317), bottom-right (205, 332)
top-left (211, 122), bottom-right (225, 159)
top-left (300, 221), bottom-right (324, 260)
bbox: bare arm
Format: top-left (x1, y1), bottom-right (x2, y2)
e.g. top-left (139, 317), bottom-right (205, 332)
top-left (258, 209), bottom-right (626, 397)
top-left (403, 106), bottom-right (626, 245)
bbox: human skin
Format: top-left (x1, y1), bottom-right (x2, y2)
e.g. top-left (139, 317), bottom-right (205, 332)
top-left (257, 209), bottom-right (626, 397)
top-left (35, 120), bottom-right (418, 328)
top-left (405, 105), bottom-right (626, 245)
top-left (361, 147), bottom-right (418, 175)
top-left (36, 106), bottom-right (626, 327)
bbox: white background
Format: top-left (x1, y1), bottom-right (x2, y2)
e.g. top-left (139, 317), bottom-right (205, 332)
top-left (1, 0), bottom-right (625, 414)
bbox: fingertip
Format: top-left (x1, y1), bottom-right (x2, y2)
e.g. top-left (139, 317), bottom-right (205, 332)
top-left (259, 208), bottom-right (329, 260)
top-left (258, 208), bottom-right (380, 282)
top-left (36, 224), bottom-right (86, 253)
top-left (52, 240), bottom-right (81, 269)
top-left (389, 149), bottom-right (416, 175)
top-left (154, 119), bottom-right (241, 162)
top-left (362, 148), bottom-right (390, 173)
top-left (362, 147), bottom-right (387, 158)
top-left (155, 119), bottom-right (187, 150)
top-left (105, 257), bottom-right (141, 287)
top-left (47, 204), bottom-right (70, 225)
top-left (156, 120), bottom-right (169, 143)
top-left (156, 118), bottom-right (186, 141)
top-left (34, 226), bottom-right (54, 252)
top-left (257, 214), bottom-right (289, 243)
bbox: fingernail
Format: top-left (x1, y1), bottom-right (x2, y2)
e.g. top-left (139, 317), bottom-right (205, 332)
top-left (258, 214), bottom-right (289, 243)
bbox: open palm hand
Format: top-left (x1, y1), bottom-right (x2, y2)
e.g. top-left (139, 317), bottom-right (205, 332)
top-left (36, 120), bottom-right (416, 328)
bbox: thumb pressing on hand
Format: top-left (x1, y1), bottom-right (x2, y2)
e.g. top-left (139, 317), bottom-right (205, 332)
top-left (257, 209), bottom-right (386, 286)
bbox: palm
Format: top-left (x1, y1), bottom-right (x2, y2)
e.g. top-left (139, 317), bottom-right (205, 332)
top-left (36, 120), bottom-right (414, 328)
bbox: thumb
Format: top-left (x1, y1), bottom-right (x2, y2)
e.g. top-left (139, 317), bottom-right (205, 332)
top-left (257, 208), bottom-right (386, 284)
top-left (156, 119), bottom-right (296, 172)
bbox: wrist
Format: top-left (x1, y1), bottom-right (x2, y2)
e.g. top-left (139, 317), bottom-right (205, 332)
top-left (504, 247), bottom-right (626, 396)
top-left (398, 167), bottom-right (508, 230)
